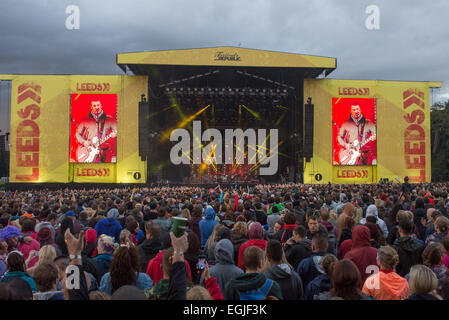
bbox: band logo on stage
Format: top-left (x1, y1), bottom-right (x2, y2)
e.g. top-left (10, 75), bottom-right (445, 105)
top-left (69, 94), bottom-right (117, 163)
top-left (332, 97), bottom-right (377, 166)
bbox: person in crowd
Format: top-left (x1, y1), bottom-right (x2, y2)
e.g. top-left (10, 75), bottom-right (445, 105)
top-left (422, 242), bottom-right (449, 299)
top-left (93, 234), bottom-right (118, 277)
top-left (304, 254), bottom-right (337, 300)
top-left (343, 225), bottom-right (378, 285)
top-left (337, 203), bottom-right (355, 241)
top-left (153, 207), bottom-right (172, 236)
top-left (0, 251), bottom-right (37, 292)
top-left (362, 246), bottom-right (409, 300)
top-left (360, 204), bottom-right (389, 238)
top-left (32, 263), bottom-right (64, 300)
top-left (392, 218), bottom-right (424, 277)
top-left (200, 238), bottom-right (243, 292)
top-left (284, 225), bottom-right (312, 270)
top-left (263, 239), bottom-right (303, 300)
top-left (26, 245), bottom-right (56, 276)
top-left (184, 231), bottom-right (201, 284)
top-left (199, 206), bottom-right (219, 248)
top-left (237, 222), bottom-right (267, 271)
top-left (230, 221), bottom-right (248, 265)
top-left (317, 259), bottom-right (374, 300)
top-left (296, 232), bottom-right (328, 288)
top-left (224, 246), bottom-right (283, 300)
top-left (137, 222), bottom-right (162, 272)
top-left (274, 212), bottom-right (297, 246)
top-left (94, 208), bottom-right (123, 243)
top-left (405, 264), bottom-right (443, 300)
top-left (425, 216), bottom-right (449, 246)
top-left (99, 241), bottom-right (153, 295)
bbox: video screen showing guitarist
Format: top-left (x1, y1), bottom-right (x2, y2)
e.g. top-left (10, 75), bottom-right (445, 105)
top-left (333, 99), bottom-right (377, 165)
top-left (70, 95), bottom-right (117, 163)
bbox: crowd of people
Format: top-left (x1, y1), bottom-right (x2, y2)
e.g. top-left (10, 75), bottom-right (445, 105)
top-left (1, 178), bottom-right (449, 300)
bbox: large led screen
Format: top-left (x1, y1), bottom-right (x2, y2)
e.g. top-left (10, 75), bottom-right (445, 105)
top-left (332, 97), bottom-right (377, 166)
top-left (69, 94), bottom-right (117, 163)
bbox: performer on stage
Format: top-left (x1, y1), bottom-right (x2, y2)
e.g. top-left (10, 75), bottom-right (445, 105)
top-left (337, 102), bottom-right (376, 165)
top-left (75, 96), bottom-right (117, 163)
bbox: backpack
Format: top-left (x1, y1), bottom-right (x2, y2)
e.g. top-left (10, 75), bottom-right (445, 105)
top-left (238, 279), bottom-right (273, 300)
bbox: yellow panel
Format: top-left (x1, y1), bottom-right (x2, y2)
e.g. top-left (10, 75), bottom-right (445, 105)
top-left (117, 47), bottom-right (336, 69)
top-left (72, 163), bottom-right (116, 183)
top-left (303, 79), bottom-right (439, 183)
top-left (9, 74), bottom-right (147, 183)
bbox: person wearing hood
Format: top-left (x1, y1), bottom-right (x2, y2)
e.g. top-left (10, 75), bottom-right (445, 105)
top-left (263, 239), bottom-right (303, 300)
top-left (94, 234), bottom-right (118, 277)
top-left (413, 197), bottom-right (427, 241)
top-left (362, 246), bottom-right (409, 300)
top-left (284, 225), bottom-right (312, 270)
top-left (35, 222), bottom-right (57, 249)
top-left (32, 263), bottom-right (64, 300)
top-left (360, 205), bottom-right (388, 239)
top-left (199, 206), bottom-right (219, 247)
top-left (137, 222), bottom-right (162, 272)
top-left (237, 222), bottom-right (267, 271)
top-left (296, 232), bottom-right (328, 289)
top-left (224, 246), bottom-right (282, 300)
top-left (200, 238), bottom-right (243, 292)
top-left (94, 208), bottom-right (123, 243)
top-left (392, 218), bottom-right (424, 277)
top-left (343, 225), bottom-right (378, 285)
top-left (304, 254), bottom-right (337, 300)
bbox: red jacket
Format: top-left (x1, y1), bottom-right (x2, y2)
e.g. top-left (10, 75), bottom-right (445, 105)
top-left (344, 225), bottom-right (378, 286)
top-left (146, 250), bottom-right (192, 285)
top-left (237, 239), bottom-right (267, 271)
top-left (205, 277), bottom-right (224, 300)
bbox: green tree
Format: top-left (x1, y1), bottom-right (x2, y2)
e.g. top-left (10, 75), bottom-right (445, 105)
top-left (431, 99), bottom-right (449, 182)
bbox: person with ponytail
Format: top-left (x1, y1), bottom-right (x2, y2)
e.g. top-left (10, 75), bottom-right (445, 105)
top-left (98, 239), bottom-right (153, 295)
top-left (362, 246), bottom-right (409, 300)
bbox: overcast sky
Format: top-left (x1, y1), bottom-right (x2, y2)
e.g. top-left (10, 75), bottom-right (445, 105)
top-left (1, 0), bottom-right (448, 133)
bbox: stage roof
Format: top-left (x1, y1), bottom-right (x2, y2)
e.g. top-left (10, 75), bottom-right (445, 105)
top-left (116, 46), bottom-right (337, 78)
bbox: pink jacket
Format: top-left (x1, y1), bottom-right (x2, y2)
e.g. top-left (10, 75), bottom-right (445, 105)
top-left (18, 238), bottom-right (40, 268)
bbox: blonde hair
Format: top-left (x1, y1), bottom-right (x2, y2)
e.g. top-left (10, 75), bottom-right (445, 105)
top-left (378, 246), bottom-right (399, 270)
top-left (119, 229), bottom-right (134, 247)
top-left (409, 265), bottom-right (442, 299)
top-left (396, 210), bottom-right (414, 223)
top-left (353, 207), bottom-right (363, 224)
top-left (205, 224), bottom-right (224, 249)
top-left (181, 208), bottom-right (191, 220)
top-left (233, 221), bottom-right (247, 236)
top-left (186, 286), bottom-right (213, 300)
top-left (329, 210), bottom-right (338, 223)
top-left (89, 291), bottom-right (110, 300)
top-left (38, 245), bottom-right (57, 266)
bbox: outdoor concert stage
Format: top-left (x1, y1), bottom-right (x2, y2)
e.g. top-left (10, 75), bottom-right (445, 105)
top-left (0, 47), bottom-right (442, 185)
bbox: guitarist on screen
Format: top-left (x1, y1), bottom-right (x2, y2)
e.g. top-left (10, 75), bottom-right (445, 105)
top-left (75, 96), bottom-right (117, 163)
top-left (337, 102), bottom-right (376, 165)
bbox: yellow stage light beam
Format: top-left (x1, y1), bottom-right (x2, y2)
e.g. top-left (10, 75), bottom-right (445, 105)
top-left (241, 104), bottom-right (260, 119)
top-left (159, 104), bottom-right (211, 142)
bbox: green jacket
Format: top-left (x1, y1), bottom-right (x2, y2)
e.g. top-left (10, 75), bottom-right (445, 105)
top-left (268, 203), bottom-right (285, 215)
top-left (223, 272), bottom-right (283, 300)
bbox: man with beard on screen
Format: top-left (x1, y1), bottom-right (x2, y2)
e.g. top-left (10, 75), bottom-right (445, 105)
top-left (337, 101), bottom-right (376, 165)
top-left (75, 96), bottom-right (117, 163)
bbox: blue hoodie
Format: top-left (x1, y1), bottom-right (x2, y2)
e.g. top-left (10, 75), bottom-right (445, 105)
top-left (199, 207), bottom-right (219, 247)
top-left (95, 218), bottom-right (123, 243)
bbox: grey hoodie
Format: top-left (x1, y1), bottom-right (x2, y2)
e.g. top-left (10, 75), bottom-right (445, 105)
top-left (265, 263), bottom-right (304, 300)
top-left (200, 239), bottom-right (243, 292)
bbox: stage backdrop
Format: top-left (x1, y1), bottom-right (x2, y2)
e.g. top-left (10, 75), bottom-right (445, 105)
top-left (6, 74), bottom-right (147, 183)
top-left (303, 79), bottom-right (441, 184)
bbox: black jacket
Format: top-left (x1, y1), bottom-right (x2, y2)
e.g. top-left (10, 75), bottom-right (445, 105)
top-left (255, 210), bottom-right (267, 225)
top-left (167, 261), bottom-right (186, 300)
top-left (231, 233), bottom-right (248, 265)
top-left (405, 293), bottom-right (440, 300)
top-left (265, 264), bottom-right (303, 300)
top-left (284, 239), bottom-right (312, 270)
top-left (137, 238), bottom-right (162, 272)
top-left (392, 236), bottom-right (424, 277)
